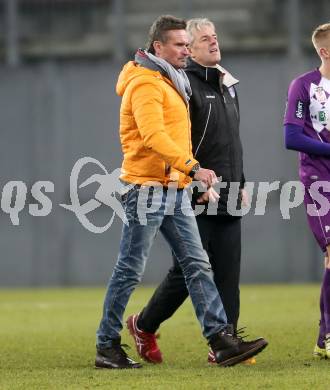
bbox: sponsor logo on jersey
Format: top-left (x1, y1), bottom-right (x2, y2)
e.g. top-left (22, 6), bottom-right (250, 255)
top-left (319, 111), bottom-right (327, 123)
top-left (315, 86), bottom-right (327, 103)
top-left (295, 100), bottom-right (304, 119)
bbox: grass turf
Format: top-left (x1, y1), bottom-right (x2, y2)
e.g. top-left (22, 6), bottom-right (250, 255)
top-left (0, 285), bottom-right (329, 389)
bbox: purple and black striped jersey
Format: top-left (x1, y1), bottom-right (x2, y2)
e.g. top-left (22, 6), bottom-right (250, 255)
top-left (284, 69), bottom-right (330, 183)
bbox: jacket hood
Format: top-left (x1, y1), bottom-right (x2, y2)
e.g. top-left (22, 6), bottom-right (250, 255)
top-left (185, 58), bottom-right (239, 88)
top-left (116, 61), bottom-right (160, 96)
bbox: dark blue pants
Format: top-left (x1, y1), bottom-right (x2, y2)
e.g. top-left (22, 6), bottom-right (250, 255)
top-left (96, 187), bottom-right (228, 349)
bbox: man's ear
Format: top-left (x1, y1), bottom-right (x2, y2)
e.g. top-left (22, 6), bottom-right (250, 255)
top-left (153, 41), bottom-right (162, 56)
top-left (320, 47), bottom-right (330, 59)
top-left (189, 46), bottom-right (195, 58)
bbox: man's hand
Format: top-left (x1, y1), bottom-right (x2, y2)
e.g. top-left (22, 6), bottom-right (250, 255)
top-left (197, 187), bottom-right (220, 204)
top-left (193, 168), bottom-right (219, 188)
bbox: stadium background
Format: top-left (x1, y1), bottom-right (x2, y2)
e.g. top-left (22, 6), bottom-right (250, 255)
top-left (0, 0), bottom-right (328, 286)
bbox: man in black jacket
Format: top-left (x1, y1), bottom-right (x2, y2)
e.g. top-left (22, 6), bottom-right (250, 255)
top-left (126, 18), bottom-right (260, 364)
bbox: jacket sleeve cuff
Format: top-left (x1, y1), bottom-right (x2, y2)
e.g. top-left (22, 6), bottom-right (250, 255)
top-left (183, 158), bottom-right (199, 176)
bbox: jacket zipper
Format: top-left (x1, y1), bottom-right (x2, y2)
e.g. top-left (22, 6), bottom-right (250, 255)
top-left (221, 93), bottom-right (235, 181)
top-left (194, 103), bottom-right (212, 157)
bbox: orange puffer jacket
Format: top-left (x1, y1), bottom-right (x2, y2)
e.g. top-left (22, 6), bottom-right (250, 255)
top-left (116, 61), bottom-right (199, 188)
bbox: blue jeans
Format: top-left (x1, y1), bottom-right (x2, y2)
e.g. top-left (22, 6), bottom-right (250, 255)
top-left (96, 184), bottom-right (228, 349)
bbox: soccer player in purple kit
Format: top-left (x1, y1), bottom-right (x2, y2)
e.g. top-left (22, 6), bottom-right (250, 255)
top-left (284, 23), bottom-right (330, 359)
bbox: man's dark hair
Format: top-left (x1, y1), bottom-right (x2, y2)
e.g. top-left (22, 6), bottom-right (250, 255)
top-left (146, 15), bottom-right (186, 54)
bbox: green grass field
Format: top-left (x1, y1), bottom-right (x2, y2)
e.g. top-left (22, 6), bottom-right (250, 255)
top-left (0, 285), bottom-right (329, 389)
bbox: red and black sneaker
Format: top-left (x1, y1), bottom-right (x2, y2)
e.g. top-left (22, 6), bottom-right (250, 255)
top-left (208, 348), bottom-right (216, 363)
top-left (126, 314), bottom-right (163, 363)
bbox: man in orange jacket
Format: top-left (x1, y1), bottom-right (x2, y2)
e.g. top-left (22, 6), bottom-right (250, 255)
top-left (95, 15), bottom-right (267, 369)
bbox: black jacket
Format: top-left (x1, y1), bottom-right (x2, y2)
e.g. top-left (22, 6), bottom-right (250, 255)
top-left (185, 59), bottom-right (245, 216)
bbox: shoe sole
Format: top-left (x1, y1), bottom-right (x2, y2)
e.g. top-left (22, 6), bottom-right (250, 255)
top-left (208, 356), bottom-right (257, 365)
top-left (126, 316), bottom-right (162, 364)
top-left (95, 358), bottom-right (142, 369)
top-left (95, 364), bottom-right (142, 369)
top-left (217, 340), bottom-right (268, 367)
top-left (209, 358), bottom-right (257, 365)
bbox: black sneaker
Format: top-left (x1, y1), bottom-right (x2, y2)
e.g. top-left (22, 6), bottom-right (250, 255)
top-left (95, 339), bottom-right (142, 369)
top-left (209, 325), bottom-right (268, 367)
